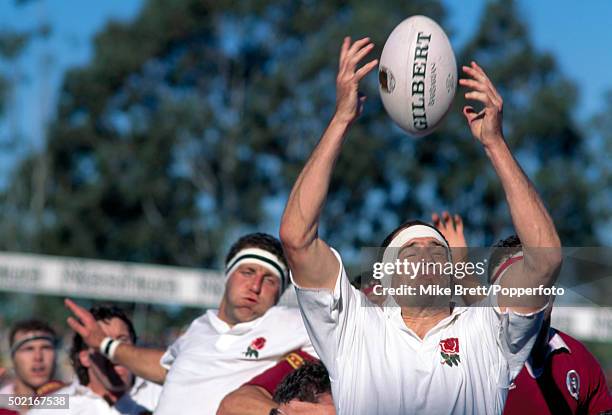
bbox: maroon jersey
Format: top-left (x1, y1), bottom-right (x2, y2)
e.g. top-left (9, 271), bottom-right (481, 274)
top-left (245, 349), bottom-right (316, 395)
top-left (504, 328), bottom-right (612, 415)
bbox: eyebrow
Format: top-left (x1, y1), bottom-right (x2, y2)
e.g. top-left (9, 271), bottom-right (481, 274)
top-left (398, 240), bottom-right (445, 255)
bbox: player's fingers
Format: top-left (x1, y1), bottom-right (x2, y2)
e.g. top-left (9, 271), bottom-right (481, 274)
top-left (340, 36), bottom-right (351, 66)
top-left (347, 37), bottom-right (371, 57)
top-left (65, 298), bottom-right (91, 321)
top-left (464, 91), bottom-right (495, 107)
top-left (462, 65), bottom-right (487, 84)
top-left (459, 78), bottom-right (490, 93)
top-left (355, 59), bottom-right (378, 81)
top-left (350, 42), bottom-right (374, 65)
top-left (454, 214), bottom-right (464, 233)
top-left (339, 36), bottom-right (350, 68)
top-left (462, 106), bottom-right (484, 123)
top-left (442, 211), bottom-right (453, 230)
top-left (432, 212), bottom-right (441, 226)
top-left (67, 316), bottom-right (87, 337)
top-left (470, 61), bottom-right (503, 103)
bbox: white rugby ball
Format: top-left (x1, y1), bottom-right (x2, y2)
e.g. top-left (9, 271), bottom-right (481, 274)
top-left (378, 15), bottom-right (457, 137)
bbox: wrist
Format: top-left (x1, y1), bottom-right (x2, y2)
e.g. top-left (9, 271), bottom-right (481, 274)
top-left (483, 135), bottom-right (509, 157)
top-left (99, 337), bottom-right (123, 361)
top-left (330, 112), bottom-right (353, 129)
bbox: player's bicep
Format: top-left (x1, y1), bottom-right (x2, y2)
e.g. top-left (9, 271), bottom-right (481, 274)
top-left (285, 238), bottom-right (340, 290)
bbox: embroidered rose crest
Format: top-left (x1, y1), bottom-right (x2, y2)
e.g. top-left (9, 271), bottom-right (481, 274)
top-left (440, 337), bottom-right (460, 367)
top-left (244, 337), bottom-right (266, 358)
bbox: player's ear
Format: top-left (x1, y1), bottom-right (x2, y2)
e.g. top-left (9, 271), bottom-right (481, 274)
top-left (79, 350), bottom-right (91, 368)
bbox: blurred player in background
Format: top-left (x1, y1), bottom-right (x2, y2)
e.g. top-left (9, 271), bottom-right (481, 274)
top-left (64, 233), bottom-right (315, 414)
top-left (0, 320), bottom-right (63, 414)
top-left (29, 305), bottom-right (162, 415)
top-left (434, 213), bottom-right (612, 414)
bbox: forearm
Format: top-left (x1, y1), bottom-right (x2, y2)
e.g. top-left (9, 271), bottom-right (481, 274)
top-left (113, 344), bottom-right (167, 385)
top-left (281, 115), bottom-right (349, 247)
top-left (485, 139), bottom-right (561, 277)
top-left (216, 386), bottom-right (276, 415)
top-left (280, 115), bottom-right (349, 288)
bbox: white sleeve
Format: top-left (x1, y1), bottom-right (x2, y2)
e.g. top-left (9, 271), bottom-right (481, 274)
top-left (472, 294), bottom-right (546, 382)
top-left (292, 248), bottom-right (378, 377)
top-left (159, 337), bottom-right (181, 370)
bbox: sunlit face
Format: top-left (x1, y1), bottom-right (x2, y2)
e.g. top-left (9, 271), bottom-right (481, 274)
top-left (392, 237), bottom-right (450, 307)
top-left (398, 237), bottom-right (448, 270)
top-left (12, 331), bottom-right (56, 389)
top-left (223, 263), bottom-right (281, 324)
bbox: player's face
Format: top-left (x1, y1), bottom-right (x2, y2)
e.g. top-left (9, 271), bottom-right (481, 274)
top-left (12, 331), bottom-right (56, 389)
top-left (391, 237), bottom-right (450, 307)
top-left (225, 263), bottom-right (280, 323)
top-left (97, 318), bottom-right (134, 387)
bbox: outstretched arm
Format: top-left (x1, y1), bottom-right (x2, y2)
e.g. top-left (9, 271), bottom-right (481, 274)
top-left (65, 299), bottom-right (167, 385)
top-left (280, 37), bottom-right (377, 290)
top-left (460, 62), bottom-right (562, 312)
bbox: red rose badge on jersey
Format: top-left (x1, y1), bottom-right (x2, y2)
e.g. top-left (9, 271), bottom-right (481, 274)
top-left (244, 337), bottom-right (267, 358)
top-left (440, 337), bottom-right (460, 367)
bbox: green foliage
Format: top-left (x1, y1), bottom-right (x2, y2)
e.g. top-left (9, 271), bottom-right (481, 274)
top-left (2, 0), bottom-right (605, 265)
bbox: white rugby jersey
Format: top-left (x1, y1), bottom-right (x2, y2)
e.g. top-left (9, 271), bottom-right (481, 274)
top-left (294, 248), bottom-right (544, 415)
top-left (154, 306), bottom-right (315, 415)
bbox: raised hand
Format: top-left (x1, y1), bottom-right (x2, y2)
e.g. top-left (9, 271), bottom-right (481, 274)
top-left (334, 36), bottom-right (378, 125)
top-left (65, 298), bottom-right (106, 349)
top-left (432, 211), bottom-right (468, 263)
top-left (459, 61), bottom-right (504, 147)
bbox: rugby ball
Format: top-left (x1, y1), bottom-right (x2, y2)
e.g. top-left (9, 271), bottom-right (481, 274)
top-left (378, 15), bottom-right (457, 137)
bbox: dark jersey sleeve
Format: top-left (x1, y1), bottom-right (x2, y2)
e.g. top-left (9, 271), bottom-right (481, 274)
top-left (244, 349), bottom-right (317, 395)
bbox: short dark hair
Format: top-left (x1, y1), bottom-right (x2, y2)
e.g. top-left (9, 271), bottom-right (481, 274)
top-left (273, 361), bottom-right (331, 404)
top-left (488, 235), bottom-right (522, 282)
top-left (70, 306), bottom-right (137, 385)
top-left (380, 219), bottom-right (449, 248)
top-left (9, 319), bottom-right (57, 347)
top-left (225, 233), bottom-right (287, 270)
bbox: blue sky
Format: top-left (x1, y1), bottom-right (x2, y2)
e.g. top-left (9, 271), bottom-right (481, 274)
top-left (2, 0), bottom-right (610, 151)
top-left (1, 0), bottom-right (610, 226)
top-left (444, 0), bottom-right (612, 120)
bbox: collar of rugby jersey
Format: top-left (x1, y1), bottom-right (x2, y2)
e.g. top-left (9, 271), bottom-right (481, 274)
top-left (384, 303), bottom-right (469, 341)
top-left (524, 328), bottom-right (571, 378)
top-left (206, 309), bottom-right (265, 335)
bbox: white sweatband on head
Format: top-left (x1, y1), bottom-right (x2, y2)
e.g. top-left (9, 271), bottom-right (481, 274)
top-left (381, 224), bottom-right (450, 286)
top-left (383, 225), bottom-right (449, 262)
top-left (225, 248), bottom-right (288, 292)
top-left (386, 225), bottom-right (449, 249)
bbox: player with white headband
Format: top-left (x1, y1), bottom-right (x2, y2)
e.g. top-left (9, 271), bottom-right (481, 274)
top-left (64, 233), bottom-right (315, 415)
top-left (280, 36), bottom-right (562, 414)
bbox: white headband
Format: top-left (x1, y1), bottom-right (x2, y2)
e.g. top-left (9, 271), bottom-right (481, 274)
top-left (381, 225), bottom-right (450, 286)
top-left (383, 225), bottom-right (449, 262)
top-left (225, 248), bottom-right (289, 292)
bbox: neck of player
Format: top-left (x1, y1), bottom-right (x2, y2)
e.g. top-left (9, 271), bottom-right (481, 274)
top-left (401, 306), bottom-right (451, 339)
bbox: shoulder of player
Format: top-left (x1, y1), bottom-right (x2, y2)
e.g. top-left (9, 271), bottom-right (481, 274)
top-left (554, 329), bottom-right (600, 365)
top-left (264, 305), bottom-right (303, 324)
